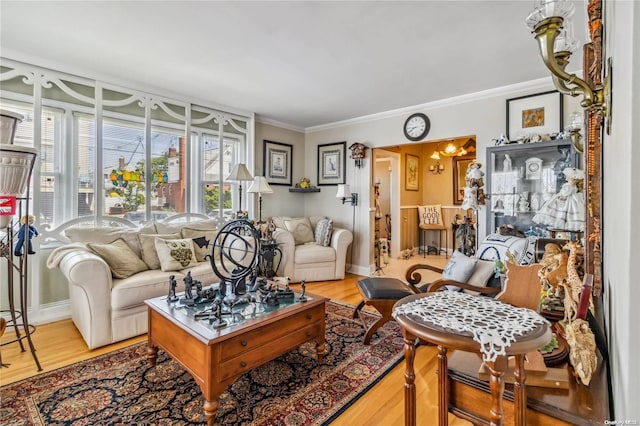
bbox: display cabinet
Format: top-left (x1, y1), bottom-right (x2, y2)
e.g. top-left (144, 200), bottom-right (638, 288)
top-left (486, 139), bottom-right (579, 236)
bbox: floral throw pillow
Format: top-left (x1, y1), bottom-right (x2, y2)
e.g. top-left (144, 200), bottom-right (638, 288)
top-left (154, 237), bottom-right (198, 272)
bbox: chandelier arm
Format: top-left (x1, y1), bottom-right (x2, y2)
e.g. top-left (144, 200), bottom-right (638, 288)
top-left (535, 17), bottom-right (597, 109)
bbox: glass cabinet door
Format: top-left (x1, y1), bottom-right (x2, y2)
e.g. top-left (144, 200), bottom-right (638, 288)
top-left (486, 139), bottom-right (579, 236)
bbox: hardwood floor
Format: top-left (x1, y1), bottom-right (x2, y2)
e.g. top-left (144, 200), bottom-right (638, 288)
top-left (0, 264), bottom-right (469, 425)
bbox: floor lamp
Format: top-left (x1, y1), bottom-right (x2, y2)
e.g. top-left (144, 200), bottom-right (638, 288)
top-left (226, 163), bottom-right (253, 217)
top-left (247, 176), bottom-right (273, 223)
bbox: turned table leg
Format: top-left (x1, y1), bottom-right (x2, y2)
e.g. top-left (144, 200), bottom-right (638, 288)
top-left (485, 356), bottom-right (508, 426)
top-left (512, 354), bottom-right (527, 426)
top-left (403, 331), bottom-right (416, 426)
top-left (203, 399), bottom-right (219, 426)
top-left (436, 345), bottom-right (449, 426)
top-left (146, 344), bottom-right (158, 366)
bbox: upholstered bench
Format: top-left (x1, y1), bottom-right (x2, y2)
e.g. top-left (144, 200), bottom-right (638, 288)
top-left (353, 277), bottom-right (416, 344)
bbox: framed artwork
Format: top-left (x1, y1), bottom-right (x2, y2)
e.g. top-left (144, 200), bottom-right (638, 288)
top-left (453, 155), bottom-right (475, 205)
top-left (405, 153), bottom-right (419, 191)
top-left (506, 91), bottom-right (563, 141)
top-left (317, 141), bottom-right (346, 186)
top-left (263, 140), bottom-right (292, 186)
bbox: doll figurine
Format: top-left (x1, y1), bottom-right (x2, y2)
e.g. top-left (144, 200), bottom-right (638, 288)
top-left (14, 215), bottom-right (39, 256)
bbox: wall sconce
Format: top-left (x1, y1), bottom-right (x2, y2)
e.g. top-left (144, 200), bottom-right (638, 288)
top-left (565, 110), bottom-right (584, 153)
top-left (526, 0), bottom-right (611, 124)
top-left (429, 161), bottom-right (445, 174)
top-left (336, 184), bottom-right (358, 206)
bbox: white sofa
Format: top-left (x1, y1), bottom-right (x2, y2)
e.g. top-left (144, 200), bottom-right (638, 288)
top-left (270, 216), bottom-right (353, 283)
top-left (47, 219), bottom-right (220, 349)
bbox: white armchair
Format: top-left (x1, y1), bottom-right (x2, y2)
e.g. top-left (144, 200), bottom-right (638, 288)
top-left (271, 216), bottom-right (353, 283)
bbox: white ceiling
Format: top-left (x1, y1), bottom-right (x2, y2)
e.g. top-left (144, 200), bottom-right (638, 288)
top-left (0, 1), bottom-right (585, 130)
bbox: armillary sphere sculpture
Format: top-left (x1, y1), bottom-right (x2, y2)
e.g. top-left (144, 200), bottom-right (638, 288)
top-left (210, 220), bottom-right (260, 305)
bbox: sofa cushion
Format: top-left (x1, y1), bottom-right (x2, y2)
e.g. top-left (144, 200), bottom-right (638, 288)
top-left (181, 228), bottom-right (217, 262)
top-left (87, 238), bottom-right (149, 279)
top-left (154, 237), bottom-right (198, 271)
top-left (111, 269), bottom-right (184, 310)
top-left (309, 215), bottom-right (328, 231)
top-left (284, 217), bottom-right (315, 245)
top-left (138, 232), bottom-right (181, 269)
top-left (67, 226), bottom-right (150, 258)
top-left (315, 218), bottom-right (333, 247)
top-left (294, 243), bottom-right (336, 264)
top-left (154, 218), bottom-right (218, 234)
top-left (179, 261), bottom-right (218, 286)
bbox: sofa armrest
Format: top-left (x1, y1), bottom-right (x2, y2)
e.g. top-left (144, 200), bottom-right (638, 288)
top-left (331, 227), bottom-right (353, 279)
top-left (273, 228), bottom-right (295, 279)
top-left (57, 250), bottom-right (113, 348)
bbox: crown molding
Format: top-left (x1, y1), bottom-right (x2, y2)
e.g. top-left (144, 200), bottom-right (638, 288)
top-left (304, 76), bottom-right (563, 134)
top-left (256, 115), bottom-right (305, 133)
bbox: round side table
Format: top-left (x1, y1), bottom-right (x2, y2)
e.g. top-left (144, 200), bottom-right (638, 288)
top-left (393, 292), bottom-right (551, 426)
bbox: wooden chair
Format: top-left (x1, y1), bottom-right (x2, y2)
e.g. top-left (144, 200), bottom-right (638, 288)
top-left (417, 205), bottom-right (448, 258)
top-left (353, 264), bottom-right (500, 344)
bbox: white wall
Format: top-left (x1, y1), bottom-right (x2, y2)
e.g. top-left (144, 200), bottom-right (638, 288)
top-left (302, 85), bottom-right (580, 274)
top-left (254, 122), bottom-right (306, 219)
top-left (604, 0), bottom-right (639, 419)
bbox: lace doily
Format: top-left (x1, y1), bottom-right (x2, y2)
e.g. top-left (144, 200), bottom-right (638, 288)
top-left (392, 292), bottom-right (549, 362)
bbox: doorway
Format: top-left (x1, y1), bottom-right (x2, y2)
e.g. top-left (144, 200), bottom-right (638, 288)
top-left (371, 136), bottom-right (476, 273)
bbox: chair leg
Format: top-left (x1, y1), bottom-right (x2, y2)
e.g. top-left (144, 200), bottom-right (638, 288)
top-left (353, 300), bottom-right (365, 319)
top-left (363, 317), bottom-right (386, 345)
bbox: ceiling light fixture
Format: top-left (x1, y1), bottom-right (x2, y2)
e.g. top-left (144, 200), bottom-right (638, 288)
top-left (430, 141), bottom-right (468, 158)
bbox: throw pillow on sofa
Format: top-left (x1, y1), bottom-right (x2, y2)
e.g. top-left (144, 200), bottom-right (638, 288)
top-left (283, 217), bottom-right (315, 245)
top-left (315, 218), bottom-right (333, 247)
top-left (138, 233), bottom-right (181, 269)
top-left (154, 237), bottom-right (198, 271)
top-left (87, 238), bottom-right (149, 279)
top-left (181, 228), bottom-right (217, 262)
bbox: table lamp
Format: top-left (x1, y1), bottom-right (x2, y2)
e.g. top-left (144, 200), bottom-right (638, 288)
top-left (247, 176), bottom-right (274, 222)
top-left (226, 163), bottom-right (253, 216)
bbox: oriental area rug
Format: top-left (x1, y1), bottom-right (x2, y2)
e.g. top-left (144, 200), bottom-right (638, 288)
top-left (1, 301), bottom-right (404, 425)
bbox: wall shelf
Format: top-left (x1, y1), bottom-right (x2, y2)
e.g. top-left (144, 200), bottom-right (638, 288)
top-left (288, 188), bottom-right (320, 193)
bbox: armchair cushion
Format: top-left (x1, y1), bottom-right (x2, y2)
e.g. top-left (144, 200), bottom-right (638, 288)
top-left (464, 259), bottom-right (496, 295)
top-left (442, 251), bottom-right (477, 291)
top-left (477, 233), bottom-right (536, 265)
top-left (418, 205), bottom-right (445, 229)
top-left (87, 238), bottom-right (149, 279)
top-left (284, 217), bottom-right (315, 245)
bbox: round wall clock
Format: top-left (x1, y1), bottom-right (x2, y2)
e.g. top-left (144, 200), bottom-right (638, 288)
top-left (403, 113), bottom-right (430, 141)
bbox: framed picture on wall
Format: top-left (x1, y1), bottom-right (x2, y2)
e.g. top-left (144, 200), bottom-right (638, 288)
top-left (405, 154), bottom-right (419, 191)
top-left (317, 141), bottom-right (346, 185)
top-left (506, 90), bottom-right (563, 141)
top-left (263, 140), bottom-right (292, 186)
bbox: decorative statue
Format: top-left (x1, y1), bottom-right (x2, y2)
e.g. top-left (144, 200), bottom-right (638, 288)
top-left (298, 280), bottom-right (307, 302)
top-left (503, 154), bottom-right (512, 172)
top-left (553, 146), bottom-right (572, 192)
top-left (14, 215), bottom-right (38, 256)
top-left (533, 168), bottom-right (586, 231)
top-left (180, 271), bottom-right (195, 305)
top-left (167, 275), bottom-right (178, 302)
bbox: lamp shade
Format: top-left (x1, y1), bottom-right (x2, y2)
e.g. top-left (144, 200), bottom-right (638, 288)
top-left (336, 184), bottom-right (352, 199)
top-left (247, 176), bottom-right (274, 195)
top-left (226, 163), bottom-right (253, 181)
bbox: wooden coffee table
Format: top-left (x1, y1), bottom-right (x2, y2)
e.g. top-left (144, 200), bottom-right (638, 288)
top-left (145, 292), bottom-right (327, 426)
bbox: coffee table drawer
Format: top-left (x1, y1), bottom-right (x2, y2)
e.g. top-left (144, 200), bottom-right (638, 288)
top-left (219, 304), bottom-right (324, 360)
top-left (219, 321), bottom-right (321, 381)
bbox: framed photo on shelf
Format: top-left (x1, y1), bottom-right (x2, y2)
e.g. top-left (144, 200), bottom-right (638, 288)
top-left (263, 140), bottom-right (292, 186)
top-left (317, 141), bottom-right (346, 186)
top-left (405, 153), bottom-right (419, 191)
top-left (506, 90), bottom-right (563, 141)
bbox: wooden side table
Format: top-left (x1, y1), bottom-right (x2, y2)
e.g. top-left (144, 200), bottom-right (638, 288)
top-left (393, 292), bottom-right (551, 426)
